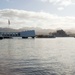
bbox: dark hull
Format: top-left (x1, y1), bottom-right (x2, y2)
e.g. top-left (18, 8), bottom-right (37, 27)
top-left (37, 36), bottom-right (55, 38)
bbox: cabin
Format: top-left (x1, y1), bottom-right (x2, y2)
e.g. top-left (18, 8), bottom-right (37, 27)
top-left (20, 30), bottom-right (35, 38)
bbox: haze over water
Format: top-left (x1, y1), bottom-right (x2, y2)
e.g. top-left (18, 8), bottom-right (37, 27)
top-left (0, 38), bottom-right (75, 75)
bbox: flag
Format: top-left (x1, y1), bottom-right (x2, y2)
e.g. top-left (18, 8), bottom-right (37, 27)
top-left (8, 19), bottom-right (10, 25)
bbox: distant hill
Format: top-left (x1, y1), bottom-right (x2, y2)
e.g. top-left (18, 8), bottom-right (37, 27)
top-left (0, 27), bottom-right (18, 32)
top-left (18, 27), bottom-right (55, 35)
top-left (0, 27), bottom-right (55, 35)
top-left (0, 27), bottom-right (75, 36)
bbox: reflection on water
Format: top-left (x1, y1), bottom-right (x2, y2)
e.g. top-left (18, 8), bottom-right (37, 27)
top-left (0, 38), bottom-right (75, 75)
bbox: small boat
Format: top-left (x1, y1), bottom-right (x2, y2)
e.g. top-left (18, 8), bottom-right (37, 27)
top-left (36, 35), bottom-right (55, 38)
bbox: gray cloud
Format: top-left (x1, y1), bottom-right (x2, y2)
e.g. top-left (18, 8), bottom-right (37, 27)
top-left (0, 9), bottom-right (75, 29)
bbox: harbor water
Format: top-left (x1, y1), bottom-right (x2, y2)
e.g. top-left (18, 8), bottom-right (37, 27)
top-left (0, 38), bottom-right (75, 75)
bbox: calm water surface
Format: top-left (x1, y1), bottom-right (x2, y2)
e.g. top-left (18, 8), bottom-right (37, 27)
top-left (0, 38), bottom-right (75, 75)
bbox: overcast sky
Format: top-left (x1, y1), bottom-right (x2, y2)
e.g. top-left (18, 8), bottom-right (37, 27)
top-left (0, 0), bottom-right (75, 29)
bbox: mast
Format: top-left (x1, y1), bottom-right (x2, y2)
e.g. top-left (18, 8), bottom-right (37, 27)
top-left (8, 19), bottom-right (10, 27)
